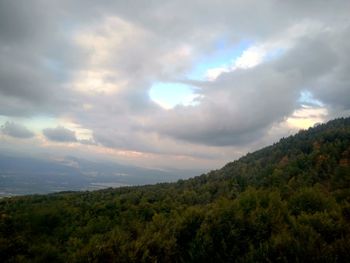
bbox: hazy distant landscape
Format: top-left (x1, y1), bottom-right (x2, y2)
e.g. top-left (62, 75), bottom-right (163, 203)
top-left (0, 154), bottom-right (200, 197)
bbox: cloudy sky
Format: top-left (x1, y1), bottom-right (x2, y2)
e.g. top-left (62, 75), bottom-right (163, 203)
top-left (1, 0), bottom-right (350, 171)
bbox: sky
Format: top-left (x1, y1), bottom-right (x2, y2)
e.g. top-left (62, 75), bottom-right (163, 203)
top-left (1, 0), bottom-right (350, 173)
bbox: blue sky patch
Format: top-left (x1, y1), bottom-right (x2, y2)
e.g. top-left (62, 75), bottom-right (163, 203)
top-left (188, 39), bottom-right (252, 80)
top-left (149, 82), bottom-right (199, 109)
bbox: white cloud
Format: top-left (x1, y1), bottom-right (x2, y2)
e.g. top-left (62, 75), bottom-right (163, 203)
top-left (233, 46), bottom-right (267, 69)
top-left (205, 67), bottom-right (230, 81)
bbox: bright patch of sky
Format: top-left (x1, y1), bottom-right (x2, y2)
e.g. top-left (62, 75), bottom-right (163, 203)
top-left (287, 105), bottom-right (328, 129)
top-left (0, 116), bottom-right (57, 135)
top-left (188, 38), bottom-right (287, 81)
top-left (22, 117), bottom-right (58, 133)
top-left (149, 82), bottom-right (200, 109)
top-left (0, 115), bottom-right (7, 125)
top-left (298, 90), bottom-right (324, 107)
top-left (149, 39), bottom-right (287, 109)
top-left (149, 40), bottom-right (252, 109)
top-left (286, 91), bottom-right (327, 130)
top-left (188, 39), bottom-right (252, 80)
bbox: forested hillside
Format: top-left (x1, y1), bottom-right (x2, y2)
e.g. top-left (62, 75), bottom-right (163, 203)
top-left (1, 117), bottom-right (350, 262)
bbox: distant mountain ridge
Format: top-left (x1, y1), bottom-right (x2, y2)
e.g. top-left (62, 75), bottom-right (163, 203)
top-left (0, 154), bottom-right (200, 197)
top-left (1, 117), bottom-right (350, 262)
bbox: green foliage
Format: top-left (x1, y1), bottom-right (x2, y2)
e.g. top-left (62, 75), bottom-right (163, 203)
top-left (1, 117), bottom-right (350, 262)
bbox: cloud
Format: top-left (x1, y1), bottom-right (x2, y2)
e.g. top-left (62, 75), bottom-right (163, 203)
top-left (78, 138), bottom-right (97, 146)
top-left (310, 27), bottom-right (350, 112)
top-left (68, 6), bottom-right (350, 155)
top-left (147, 65), bottom-right (299, 146)
top-left (43, 126), bottom-right (77, 143)
top-left (1, 121), bottom-right (35, 139)
top-left (1, 0), bottom-right (350, 170)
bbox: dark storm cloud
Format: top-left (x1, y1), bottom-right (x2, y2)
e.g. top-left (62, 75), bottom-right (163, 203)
top-left (43, 126), bottom-right (77, 142)
top-left (1, 121), bottom-right (34, 139)
top-left (0, 1), bottom-right (52, 44)
top-left (0, 51), bottom-right (51, 101)
top-left (0, 0), bottom-right (84, 117)
top-left (275, 36), bottom-right (338, 80)
top-left (311, 27), bottom-right (350, 111)
top-left (148, 65), bottom-right (300, 146)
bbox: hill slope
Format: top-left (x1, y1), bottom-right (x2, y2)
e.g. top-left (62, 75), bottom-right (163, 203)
top-left (1, 117), bottom-right (350, 262)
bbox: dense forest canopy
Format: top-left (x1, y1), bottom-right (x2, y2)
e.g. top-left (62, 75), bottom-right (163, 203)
top-left (1, 117), bottom-right (350, 262)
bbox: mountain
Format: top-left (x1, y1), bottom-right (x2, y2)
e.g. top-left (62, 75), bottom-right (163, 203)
top-left (1, 117), bottom-right (350, 262)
